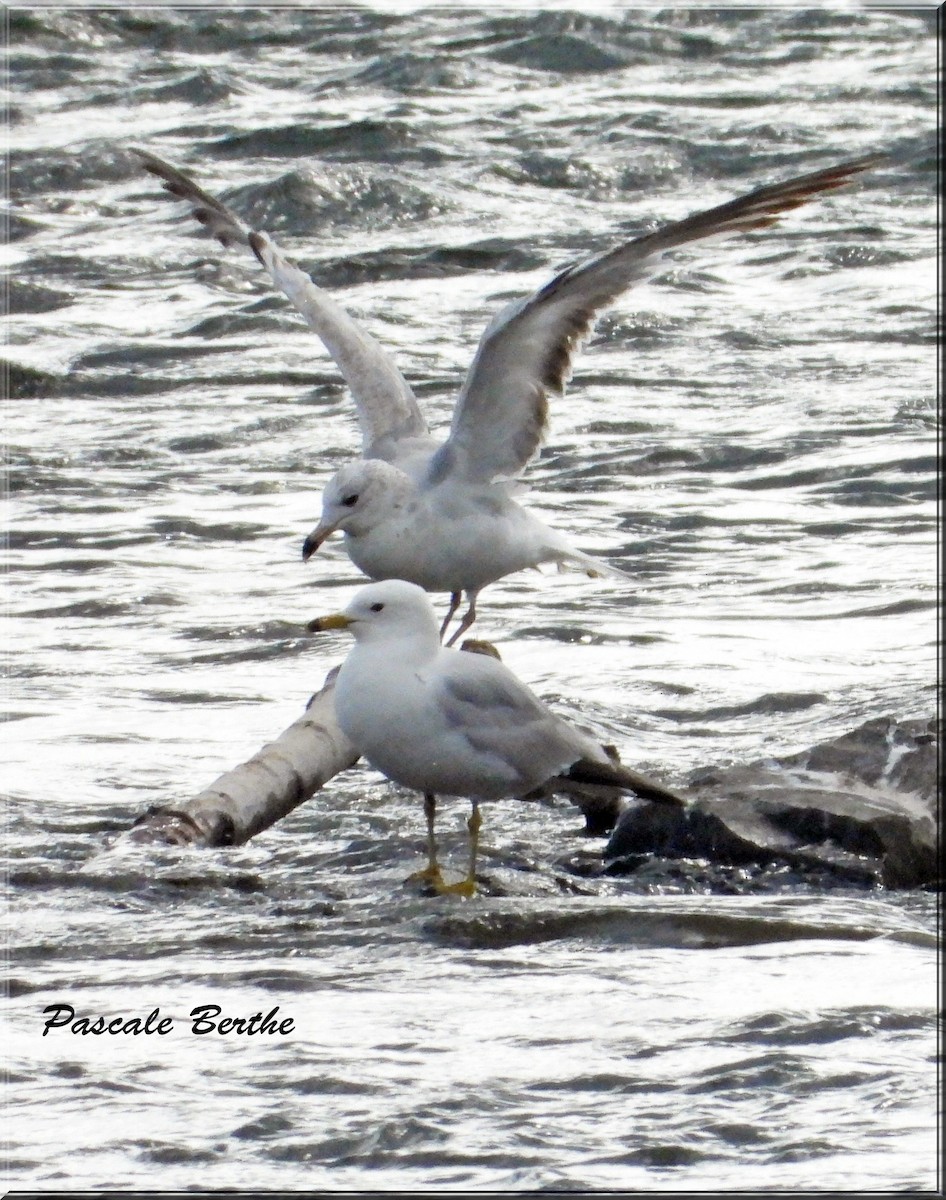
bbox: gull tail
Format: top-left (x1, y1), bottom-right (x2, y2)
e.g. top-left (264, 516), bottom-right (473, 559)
top-left (556, 547), bottom-right (633, 581)
top-left (564, 758), bottom-right (687, 807)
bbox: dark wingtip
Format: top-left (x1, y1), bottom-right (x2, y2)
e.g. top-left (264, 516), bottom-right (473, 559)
top-left (248, 231), bottom-right (267, 266)
top-left (130, 146), bottom-right (169, 179)
top-left (838, 152), bottom-right (889, 174)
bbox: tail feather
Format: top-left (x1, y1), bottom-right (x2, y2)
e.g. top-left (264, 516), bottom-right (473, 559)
top-left (557, 547), bottom-right (633, 581)
top-left (563, 758), bottom-right (687, 807)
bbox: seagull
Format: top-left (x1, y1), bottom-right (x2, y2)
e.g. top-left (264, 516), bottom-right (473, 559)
top-left (308, 579), bottom-right (686, 896)
top-left (135, 149), bottom-right (881, 642)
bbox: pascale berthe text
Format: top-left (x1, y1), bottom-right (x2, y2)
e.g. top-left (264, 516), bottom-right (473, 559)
top-left (40, 1003), bottom-right (295, 1037)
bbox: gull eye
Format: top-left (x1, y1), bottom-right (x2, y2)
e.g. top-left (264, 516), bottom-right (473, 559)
top-left (369, 602), bottom-right (384, 612)
top-left (341, 493), bottom-right (359, 508)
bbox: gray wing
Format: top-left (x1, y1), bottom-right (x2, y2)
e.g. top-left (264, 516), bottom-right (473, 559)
top-left (438, 655), bottom-right (598, 792)
top-left (436, 155), bottom-right (883, 485)
top-left (248, 232), bottom-right (430, 458)
top-left (133, 149), bottom-right (429, 459)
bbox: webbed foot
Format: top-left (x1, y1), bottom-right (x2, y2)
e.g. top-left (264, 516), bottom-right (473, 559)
top-left (406, 863), bottom-right (445, 888)
top-left (432, 874), bottom-right (477, 899)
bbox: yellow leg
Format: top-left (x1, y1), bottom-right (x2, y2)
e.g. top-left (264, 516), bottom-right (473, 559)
top-left (406, 793), bottom-right (444, 888)
top-left (435, 802), bottom-right (482, 898)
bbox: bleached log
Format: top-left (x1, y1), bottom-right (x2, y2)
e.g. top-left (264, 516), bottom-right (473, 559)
top-left (116, 672), bottom-right (358, 849)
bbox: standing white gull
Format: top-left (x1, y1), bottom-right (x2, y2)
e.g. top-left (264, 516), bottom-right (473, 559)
top-left (308, 579), bottom-right (686, 896)
top-left (135, 150), bottom-right (882, 641)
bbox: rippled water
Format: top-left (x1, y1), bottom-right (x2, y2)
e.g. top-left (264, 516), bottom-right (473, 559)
top-left (3, 6), bottom-right (940, 1192)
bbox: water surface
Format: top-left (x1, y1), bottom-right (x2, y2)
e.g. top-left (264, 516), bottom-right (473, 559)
top-left (3, 6), bottom-right (939, 1192)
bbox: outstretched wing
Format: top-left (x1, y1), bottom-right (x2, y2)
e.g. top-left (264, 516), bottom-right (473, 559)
top-left (436, 155), bottom-right (883, 485)
top-left (133, 149), bottom-right (429, 459)
top-left (248, 232), bottom-right (430, 459)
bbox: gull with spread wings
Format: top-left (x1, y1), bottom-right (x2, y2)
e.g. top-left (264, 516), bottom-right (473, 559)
top-left (134, 149), bottom-right (880, 641)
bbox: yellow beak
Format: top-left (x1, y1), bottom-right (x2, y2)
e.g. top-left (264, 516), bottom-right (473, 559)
top-left (306, 613), bottom-right (352, 633)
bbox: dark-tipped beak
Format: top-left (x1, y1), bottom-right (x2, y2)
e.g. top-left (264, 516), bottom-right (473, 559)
top-left (306, 613), bottom-right (352, 633)
top-left (302, 522), bottom-right (334, 562)
top-left (302, 533), bottom-right (322, 563)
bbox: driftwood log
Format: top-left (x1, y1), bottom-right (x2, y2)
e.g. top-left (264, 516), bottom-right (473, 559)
top-left (117, 672), bottom-right (358, 849)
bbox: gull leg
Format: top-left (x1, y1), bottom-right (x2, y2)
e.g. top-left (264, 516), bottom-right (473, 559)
top-left (445, 591), bottom-right (479, 647)
top-left (436, 801), bottom-right (482, 898)
top-left (406, 793), bottom-right (444, 888)
top-left (439, 592), bottom-right (462, 643)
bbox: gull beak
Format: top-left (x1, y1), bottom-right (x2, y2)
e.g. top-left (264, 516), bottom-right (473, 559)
top-left (302, 522), bottom-right (336, 563)
top-left (307, 613), bottom-right (352, 633)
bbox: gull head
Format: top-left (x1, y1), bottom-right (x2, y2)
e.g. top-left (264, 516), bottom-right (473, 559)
top-left (302, 460), bottom-right (412, 561)
top-left (307, 580), bottom-right (441, 648)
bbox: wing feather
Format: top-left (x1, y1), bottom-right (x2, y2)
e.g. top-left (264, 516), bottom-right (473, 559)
top-left (441, 155), bottom-right (883, 484)
top-left (438, 656), bottom-right (596, 792)
top-left (133, 147), bottom-right (250, 248)
top-left (248, 232), bottom-right (429, 457)
top-left (133, 149), bottom-right (429, 458)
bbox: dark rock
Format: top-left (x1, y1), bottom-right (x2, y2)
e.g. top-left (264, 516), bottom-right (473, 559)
top-left (4, 360), bottom-right (63, 399)
top-left (602, 716), bottom-right (939, 891)
top-left (547, 782), bottom-right (625, 837)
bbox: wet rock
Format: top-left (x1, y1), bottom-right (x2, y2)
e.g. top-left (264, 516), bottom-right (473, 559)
top-left (4, 360), bottom-right (64, 399)
top-left (602, 716), bottom-right (939, 891)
